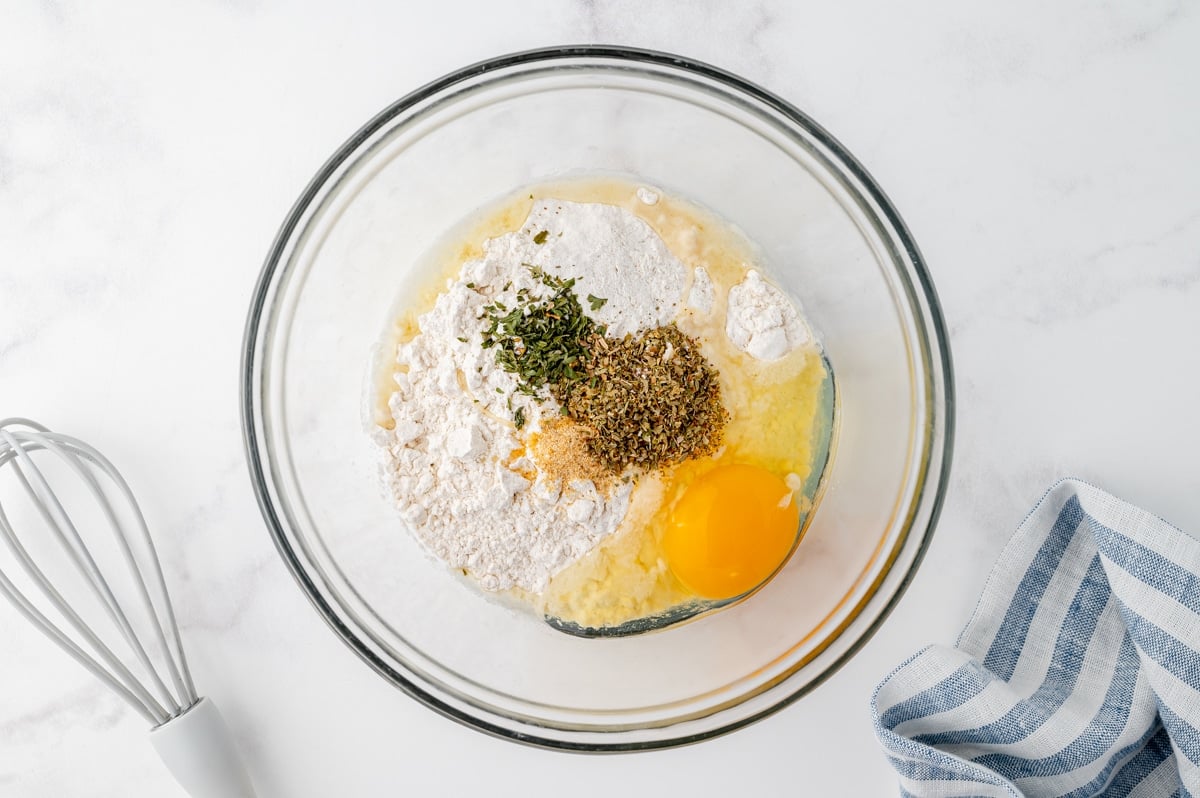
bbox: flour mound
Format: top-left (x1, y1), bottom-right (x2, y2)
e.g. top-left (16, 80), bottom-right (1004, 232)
top-left (514, 200), bottom-right (688, 337)
top-left (381, 200), bottom-right (691, 593)
top-left (725, 270), bottom-right (810, 360)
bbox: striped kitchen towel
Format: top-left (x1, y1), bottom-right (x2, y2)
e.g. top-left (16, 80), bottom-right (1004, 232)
top-left (872, 479), bottom-right (1200, 797)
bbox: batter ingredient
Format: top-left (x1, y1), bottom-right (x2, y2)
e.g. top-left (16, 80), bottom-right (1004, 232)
top-left (377, 179), bottom-right (833, 631)
top-left (560, 324), bottom-right (727, 472)
top-left (662, 464), bottom-right (800, 599)
top-left (511, 200), bottom-right (687, 338)
top-left (477, 267), bottom-right (729, 467)
top-left (687, 266), bottom-right (716, 314)
top-left (386, 288), bottom-right (632, 591)
top-left (726, 270), bottom-right (811, 360)
top-left (480, 265), bottom-right (604, 420)
top-left (381, 199), bottom-right (699, 593)
top-left (528, 418), bottom-right (613, 491)
top-left (538, 338), bottom-right (829, 627)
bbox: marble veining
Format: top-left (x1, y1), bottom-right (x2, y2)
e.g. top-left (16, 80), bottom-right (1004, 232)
top-left (966, 209), bottom-right (1200, 327)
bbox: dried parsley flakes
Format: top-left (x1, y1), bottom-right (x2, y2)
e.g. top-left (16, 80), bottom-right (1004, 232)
top-left (480, 265), bottom-right (606, 405)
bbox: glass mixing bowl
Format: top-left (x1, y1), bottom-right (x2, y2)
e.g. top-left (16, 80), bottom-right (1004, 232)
top-left (241, 46), bottom-right (953, 750)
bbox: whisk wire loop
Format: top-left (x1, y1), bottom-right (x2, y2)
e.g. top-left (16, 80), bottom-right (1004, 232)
top-left (0, 418), bottom-right (198, 726)
top-left (6, 434), bottom-right (183, 716)
top-left (37, 430), bottom-right (196, 712)
top-left (0, 543), bottom-right (162, 723)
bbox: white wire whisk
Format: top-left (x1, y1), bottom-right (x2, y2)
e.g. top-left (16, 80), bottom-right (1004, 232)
top-left (0, 418), bottom-right (256, 798)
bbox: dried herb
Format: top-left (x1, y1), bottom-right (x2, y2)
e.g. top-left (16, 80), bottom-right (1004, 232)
top-left (480, 266), bottom-right (606, 410)
top-left (532, 230), bottom-right (549, 245)
top-left (557, 324), bottom-right (727, 472)
top-left (479, 269), bottom-right (725, 459)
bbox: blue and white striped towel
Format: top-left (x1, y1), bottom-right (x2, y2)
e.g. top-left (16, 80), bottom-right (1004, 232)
top-left (873, 479), bottom-right (1200, 797)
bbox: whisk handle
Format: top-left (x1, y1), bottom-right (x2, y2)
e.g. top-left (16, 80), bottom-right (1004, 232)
top-left (149, 697), bottom-right (257, 798)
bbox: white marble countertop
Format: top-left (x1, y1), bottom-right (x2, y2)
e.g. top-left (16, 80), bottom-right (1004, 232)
top-left (3, 1), bottom-right (1198, 795)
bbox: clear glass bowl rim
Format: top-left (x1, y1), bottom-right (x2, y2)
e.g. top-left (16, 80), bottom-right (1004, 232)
top-left (241, 44), bottom-right (956, 752)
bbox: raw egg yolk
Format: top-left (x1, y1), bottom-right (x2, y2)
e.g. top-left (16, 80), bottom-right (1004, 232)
top-left (662, 464), bottom-right (800, 600)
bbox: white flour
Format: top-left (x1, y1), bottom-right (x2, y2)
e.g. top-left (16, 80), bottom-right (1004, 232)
top-left (687, 266), bottom-right (715, 314)
top-left (512, 200), bottom-right (687, 337)
top-left (725, 270), bottom-right (811, 360)
top-left (380, 199), bottom-right (685, 593)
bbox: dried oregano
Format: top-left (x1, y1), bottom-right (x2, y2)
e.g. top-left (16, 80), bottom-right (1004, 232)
top-left (556, 324), bottom-right (727, 472)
